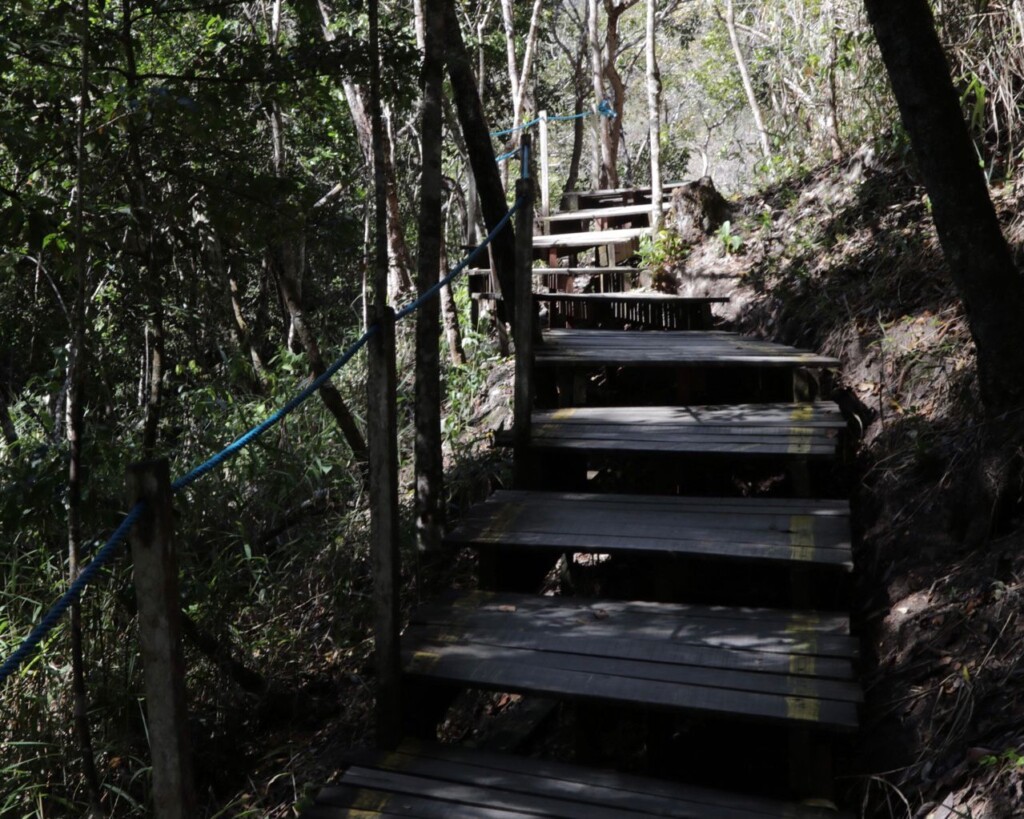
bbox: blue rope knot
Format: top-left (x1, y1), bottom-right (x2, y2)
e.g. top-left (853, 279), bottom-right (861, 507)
top-left (598, 99), bottom-right (616, 119)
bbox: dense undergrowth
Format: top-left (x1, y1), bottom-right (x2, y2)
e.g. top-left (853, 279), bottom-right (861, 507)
top-left (0, 289), bottom-right (512, 816)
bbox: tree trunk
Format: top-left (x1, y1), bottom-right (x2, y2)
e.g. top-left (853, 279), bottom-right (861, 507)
top-left (414, 0), bottom-right (445, 553)
top-left (865, 0), bottom-right (1024, 414)
top-left (342, 82), bottom-right (414, 301)
top-left (588, 0), bottom-right (615, 188)
top-left (646, 0), bottom-right (662, 229)
top-left (601, 0), bottom-right (638, 187)
top-left (0, 390), bottom-right (18, 447)
top-left (121, 0), bottom-right (164, 457)
top-left (271, 253), bottom-right (369, 464)
top-left (444, 0), bottom-right (518, 331)
top-left (438, 230), bottom-right (466, 365)
top-left (70, 3), bottom-right (102, 810)
top-left (724, 0), bottom-right (771, 160)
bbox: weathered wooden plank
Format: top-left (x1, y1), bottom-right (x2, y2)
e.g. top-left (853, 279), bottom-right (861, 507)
top-left (313, 784), bottom-right (537, 818)
top-left (480, 490), bottom-right (850, 515)
top-left (404, 627), bottom-right (861, 703)
top-left (456, 529), bottom-right (850, 564)
top-left (532, 228), bottom-right (649, 250)
top-left (541, 202), bottom-right (671, 223)
top-left (351, 741), bottom-right (850, 819)
top-left (413, 591), bottom-right (854, 637)
top-left (407, 610), bottom-right (856, 661)
top-left (528, 434), bottom-right (838, 458)
top-left (533, 404), bottom-right (844, 425)
top-left (469, 266), bottom-right (639, 276)
top-left (534, 292), bottom-right (728, 304)
top-left (405, 624), bottom-right (856, 680)
top-left (536, 330), bottom-right (841, 368)
top-left (403, 650), bottom-right (858, 728)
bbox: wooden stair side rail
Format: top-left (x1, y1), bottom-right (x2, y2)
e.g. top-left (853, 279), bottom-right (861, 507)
top-left (513, 137), bottom-right (536, 490)
top-left (368, 305), bottom-right (402, 748)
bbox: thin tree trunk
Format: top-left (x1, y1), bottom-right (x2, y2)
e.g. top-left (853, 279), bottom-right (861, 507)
top-left (865, 0), bottom-right (1024, 414)
top-left (212, 234), bottom-right (265, 389)
top-left (588, 0), bottom-right (615, 187)
top-left (724, 0), bottom-right (771, 160)
top-left (499, 0), bottom-right (521, 113)
top-left (601, 0), bottom-right (638, 187)
top-left (437, 228), bottom-right (465, 365)
top-left (69, 1), bottom-right (102, 810)
top-left (342, 81), bottom-right (414, 301)
top-left (414, 0), bottom-right (446, 553)
top-left (121, 0), bottom-right (164, 457)
top-left (0, 391), bottom-right (18, 447)
top-left (444, 0), bottom-right (518, 331)
top-left (646, 0), bottom-right (662, 229)
top-left (512, 0), bottom-right (545, 129)
top-left (266, 5), bottom-right (368, 463)
top-left (272, 253), bottom-right (369, 463)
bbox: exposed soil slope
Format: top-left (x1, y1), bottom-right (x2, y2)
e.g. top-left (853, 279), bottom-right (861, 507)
top-left (676, 148), bottom-right (1024, 818)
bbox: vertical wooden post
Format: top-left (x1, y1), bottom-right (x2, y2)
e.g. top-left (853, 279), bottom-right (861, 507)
top-left (538, 110), bottom-right (550, 230)
top-left (513, 135), bottom-right (536, 489)
top-left (127, 459), bottom-right (194, 819)
top-left (368, 305), bottom-right (401, 748)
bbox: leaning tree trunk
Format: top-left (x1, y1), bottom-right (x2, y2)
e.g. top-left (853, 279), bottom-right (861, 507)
top-left (444, 0), bottom-right (518, 332)
top-left (865, 0), bottom-right (1024, 415)
top-left (724, 0), bottom-right (771, 160)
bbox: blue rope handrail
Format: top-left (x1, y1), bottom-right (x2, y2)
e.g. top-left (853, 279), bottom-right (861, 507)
top-left (489, 99), bottom-right (615, 139)
top-left (0, 179), bottom-right (529, 689)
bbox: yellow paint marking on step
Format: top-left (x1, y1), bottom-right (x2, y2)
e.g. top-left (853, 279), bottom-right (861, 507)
top-left (787, 428), bottom-right (814, 455)
top-left (481, 502), bottom-right (524, 539)
top-left (454, 590), bottom-right (493, 609)
top-left (381, 751), bottom-right (410, 771)
top-left (408, 650), bottom-right (440, 671)
top-left (789, 514), bottom-right (816, 562)
top-left (349, 789), bottom-right (391, 815)
top-left (787, 676), bottom-right (819, 699)
top-left (789, 654), bottom-right (817, 677)
top-left (551, 407), bottom-right (577, 420)
top-left (790, 405), bottom-right (815, 422)
top-left (785, 613), bottom-right (820, 655)
top-left (785, 695), bottom-right (821, 722)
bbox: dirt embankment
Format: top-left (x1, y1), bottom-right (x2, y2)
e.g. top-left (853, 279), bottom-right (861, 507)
top-left (676, 149), bottom-right (1024, 818)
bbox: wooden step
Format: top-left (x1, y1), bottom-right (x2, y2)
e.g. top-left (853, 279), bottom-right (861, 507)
top-left (305, 739), bottom-right (850, 818)
top-left (532, 227), bottom-right (649, 251)
top-left (535, 293), bottom-right (728, 304)
top-left (402, 591), bottom-right (860, 730)
top-left (537, 330), bottom-right (841, 369)
top-left (567, 181), bottom-right (687, 209)
top-left (536, 293), bottom-right (728, 331)
top-left (541, 201), bottom-right (671, 223)
top-left (446, 491), bottom-right (852, 570)
top-left (467, 266), bottom-right (637, 278)
top-left (527, 403), bottom-right (844, 459)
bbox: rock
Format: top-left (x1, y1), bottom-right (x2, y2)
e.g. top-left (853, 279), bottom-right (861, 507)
top-left (667, 176), bottom-right (731, 243)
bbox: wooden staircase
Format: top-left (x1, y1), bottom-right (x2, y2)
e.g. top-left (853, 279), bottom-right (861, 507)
top-left (306, 184), bottom-right (859, 817)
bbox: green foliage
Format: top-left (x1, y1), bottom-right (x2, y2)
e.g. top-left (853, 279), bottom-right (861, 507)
top-left (715, 220), bottom-right (744, 256)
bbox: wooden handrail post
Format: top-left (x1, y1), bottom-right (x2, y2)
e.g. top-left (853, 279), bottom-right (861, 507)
top-left (513, 136), bottom-right (536, 489)
top-left (126, 459), bottom-right (195, 819)
top-left (368, 305), bottom-right (401, 748)
top-left (538, 110), bottom-right (550, 231)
